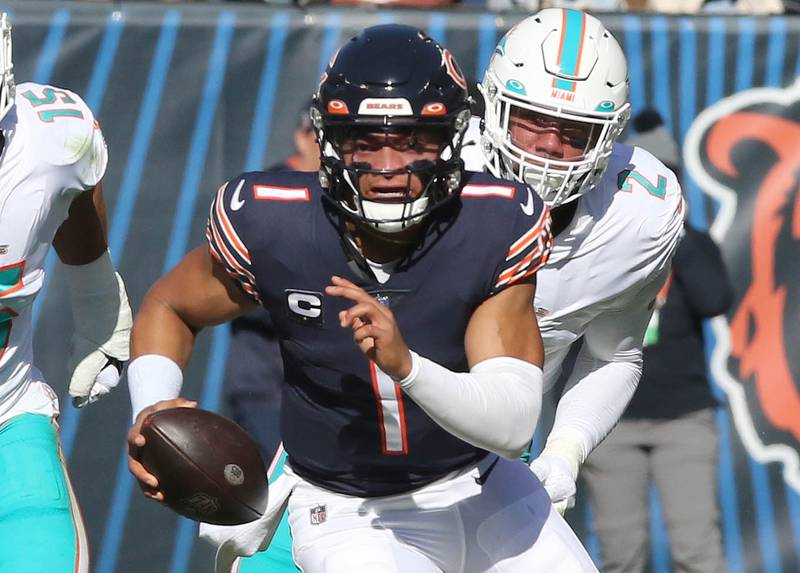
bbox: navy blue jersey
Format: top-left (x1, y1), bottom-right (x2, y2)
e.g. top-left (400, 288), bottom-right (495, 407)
top-left (207, 171), bottom-right (551, 496)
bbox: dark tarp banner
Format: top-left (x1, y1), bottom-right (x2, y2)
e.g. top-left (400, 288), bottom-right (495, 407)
top-left (1, 2), bottom-right (798, 571)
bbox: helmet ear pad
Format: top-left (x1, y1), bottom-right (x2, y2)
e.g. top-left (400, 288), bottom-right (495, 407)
top-left (313, 24), bottom-right (471, 234)
top-left (480, 9), bottom-right (631, 208)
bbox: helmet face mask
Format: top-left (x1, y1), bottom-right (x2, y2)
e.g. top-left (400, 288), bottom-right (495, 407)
top-left (480, 9), bottom-right (631, 208)
top-left (322, 125), bottom-right (452, 231)
top-left (0, 13), bottom-right (15, 123)
top-left (313, 25), bottom-right (471, 234)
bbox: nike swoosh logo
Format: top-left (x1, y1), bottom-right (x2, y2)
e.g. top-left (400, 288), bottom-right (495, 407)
top-left (520, 187), bottom-right (535, 216)
top-left (230, 179), bottom-right (245, 211)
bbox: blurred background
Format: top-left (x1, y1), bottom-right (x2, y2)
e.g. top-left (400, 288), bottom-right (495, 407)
top-left (4, 0), bottom-right (799, 571)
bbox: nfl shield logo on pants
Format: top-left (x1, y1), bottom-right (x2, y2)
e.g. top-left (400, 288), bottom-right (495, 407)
top-left (310, 504), bottom-right (327, 525)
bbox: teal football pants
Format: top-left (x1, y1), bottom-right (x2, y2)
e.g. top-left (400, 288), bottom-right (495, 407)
top-left (0, 413), bottom-right (89, 572)
top-left (234, 448), bottom-right (300, 573)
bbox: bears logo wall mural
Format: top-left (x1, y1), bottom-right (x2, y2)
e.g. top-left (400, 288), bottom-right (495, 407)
top-left (685, 81), bottom-right (800, 493)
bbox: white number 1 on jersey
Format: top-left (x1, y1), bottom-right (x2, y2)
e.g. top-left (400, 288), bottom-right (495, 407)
top-left (369, 362), bottom-right (409, 455)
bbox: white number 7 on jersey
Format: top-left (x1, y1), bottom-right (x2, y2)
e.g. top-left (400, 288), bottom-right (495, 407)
top-left (369, 362), bottom-right (409, 455)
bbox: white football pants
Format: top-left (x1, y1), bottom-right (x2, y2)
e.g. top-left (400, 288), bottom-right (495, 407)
top-left (286, 454), bottom-right (598, 573)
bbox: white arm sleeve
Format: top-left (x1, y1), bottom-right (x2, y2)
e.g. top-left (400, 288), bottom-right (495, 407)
top-left (543, 348), bottom-right (641, 477)
top-left (542, 269), bottom-right (668, 475)
top-left (63, 250), bottom-right (132, 362)
top-left (397, 352), bottom-right (543, 459)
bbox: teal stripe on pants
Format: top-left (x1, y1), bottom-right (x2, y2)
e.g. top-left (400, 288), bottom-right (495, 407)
top-left (237, 449), bottom-right (299, 573)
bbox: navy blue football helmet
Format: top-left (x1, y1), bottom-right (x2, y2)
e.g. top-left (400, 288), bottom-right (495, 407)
top-left (312, 25), bottom-right (471, 233)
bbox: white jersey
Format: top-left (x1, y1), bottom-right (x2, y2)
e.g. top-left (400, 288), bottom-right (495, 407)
top-left (462, 118), bottom-right (684, 389)
top-left (0, 82), bottom-right (107, 425)
top-left (534, 143), bottom-right (684, 389)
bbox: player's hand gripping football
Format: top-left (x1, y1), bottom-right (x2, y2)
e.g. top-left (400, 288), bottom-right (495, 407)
top-left (127, 398), bottom-right (197, 502)
top-left (326, 275), bottom-right (413, 380)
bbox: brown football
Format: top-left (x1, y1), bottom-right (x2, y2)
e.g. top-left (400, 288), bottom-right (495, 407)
top-left (138, 407), bottom-right (269, 525)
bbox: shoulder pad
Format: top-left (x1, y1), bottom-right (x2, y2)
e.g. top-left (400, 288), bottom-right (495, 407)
top-left (461, 171), bottom-right (547, 221)
top-left (15, 82), bottom-right (104, 169)
top-left (460, 172), bottom-right (552, 293)
top-left (218, 171), bottom-right (318, 213)
top-left (624, 145), bottom-right (684, 230)
top-left (606, 145), bottom-right (684, 218)
top-left (207, 177), bottom-right (260, 303)
top-left (606, 144), bottom-right (685, 274)
top-left (462, 171), bottom-right (524, 199)
top-left (205, 170), bottom-right (319, 304)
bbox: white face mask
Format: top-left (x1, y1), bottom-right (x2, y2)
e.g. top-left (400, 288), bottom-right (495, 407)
top-left (481, 83), bottom-right (629, 208)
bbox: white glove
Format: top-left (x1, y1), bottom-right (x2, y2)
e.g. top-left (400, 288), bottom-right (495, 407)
top-left (530, 453), bottom-right (578, 516)
top-left (64, 252), bottom-right (133, 408)
top-left (70, 345), bottom-right (126, 407)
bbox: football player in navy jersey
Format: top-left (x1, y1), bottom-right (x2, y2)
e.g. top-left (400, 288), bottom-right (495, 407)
top-left (126, 25), bottom-right (598, 572)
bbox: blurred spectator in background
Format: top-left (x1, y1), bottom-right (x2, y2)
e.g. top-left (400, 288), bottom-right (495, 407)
top-left (222, 100), bottom-right (319, 460)
top-left (582, 109), bottom-right (732, 573)
top-left (224, 307), bottom-right (282, 461)
top-left (279, 101), bottom-right (319, 172)
top-left (627, 108), bottom-right (680, 174)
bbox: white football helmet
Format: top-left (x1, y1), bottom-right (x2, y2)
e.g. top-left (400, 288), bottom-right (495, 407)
top-left (480, 9), bottom-right (630, 208)
top-left (0, 13), bottom-right (14, 122)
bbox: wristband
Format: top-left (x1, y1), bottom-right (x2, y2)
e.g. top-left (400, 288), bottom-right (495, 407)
top-left (127, 354), bottom-right (183, 422)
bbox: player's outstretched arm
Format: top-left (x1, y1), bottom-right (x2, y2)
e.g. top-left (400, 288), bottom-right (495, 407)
top-left (328, 276), bottom-right (544, 459)
top-left (53, 182), bottom-right (134, 408)
top-left (407, 282), bottom-right (544, 458)
top-left (131, 246), bottom-right (255, 365)
top-left (531, 269), bottom-right (668, 514)
top-left (127, 246), bottom-right (257, 501)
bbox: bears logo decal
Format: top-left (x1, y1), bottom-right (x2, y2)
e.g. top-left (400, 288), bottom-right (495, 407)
top-left (685, 81), bottom-right (800, 492)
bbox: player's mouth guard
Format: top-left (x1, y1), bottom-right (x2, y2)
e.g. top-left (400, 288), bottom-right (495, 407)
top-left (200, 469), bottom-right (299, 573)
